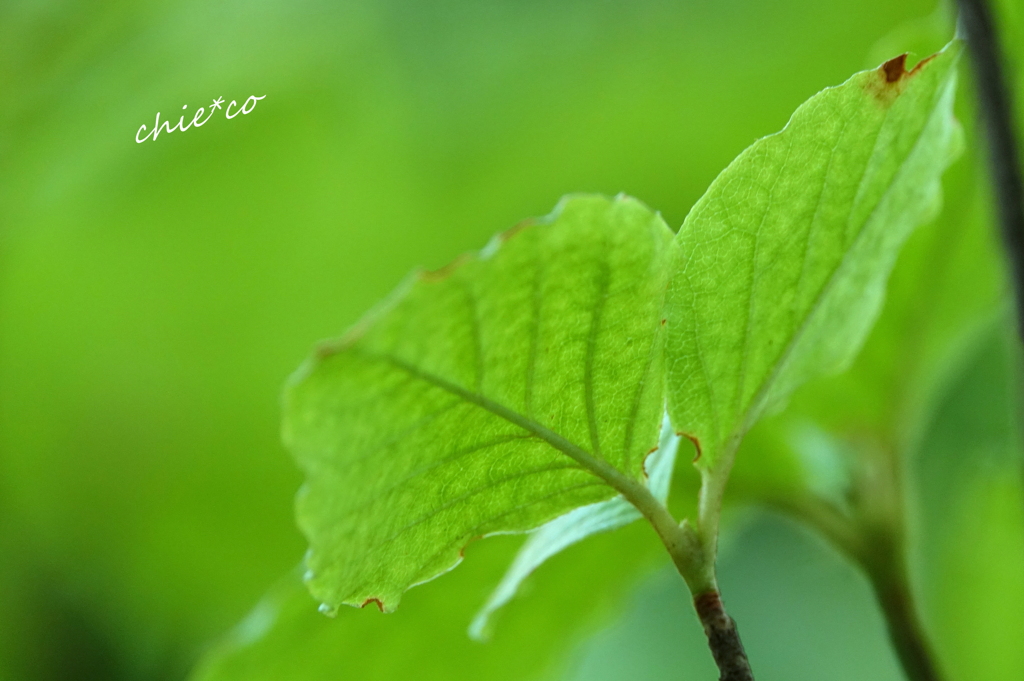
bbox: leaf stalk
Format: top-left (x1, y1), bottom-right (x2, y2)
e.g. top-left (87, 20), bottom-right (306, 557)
top-left (617, 452), bottom-right (755, 679)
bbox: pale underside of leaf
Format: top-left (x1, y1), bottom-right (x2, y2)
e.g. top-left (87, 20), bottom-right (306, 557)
top-left (468, 413), bottom-right (680, 640)
top-left (284, 194), bottom-right (674, 612)
top-left (666, 45), bottom-right (963, 470)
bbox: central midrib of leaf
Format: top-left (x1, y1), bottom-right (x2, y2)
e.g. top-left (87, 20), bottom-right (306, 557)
top-left (356, 348), bottom-right (650, 504)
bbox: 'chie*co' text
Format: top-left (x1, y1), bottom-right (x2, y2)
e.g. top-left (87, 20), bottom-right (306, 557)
top-left (136, 95), bottom-right (266, 143)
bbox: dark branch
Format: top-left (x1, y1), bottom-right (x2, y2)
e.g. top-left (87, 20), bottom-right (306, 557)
top-left (957, 0), bottom-right (1024, 338)
top-left (693, 591), bottom-right (755, 681)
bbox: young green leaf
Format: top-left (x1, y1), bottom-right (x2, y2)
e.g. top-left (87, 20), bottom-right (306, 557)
top-left (665, 45), bottom-right (963, 480)
top-left (729, 103), bottom-right (1004, 510)
top-left (721, 0), bottom-right (1010, 532)
top-left (285, 194), bottom-right (674, 613)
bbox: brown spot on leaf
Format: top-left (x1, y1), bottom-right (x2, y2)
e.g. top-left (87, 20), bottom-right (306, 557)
top-left (680, 432), bottom-right (702, 463)
top-left (314, 341), bottom-right (338, 360)
top-left (419, 253), bottom-right (473, 282)
top-left (909, 52), bottom-right (938, 76)
top-left (458, 534), bottom-right (487, 560)
top-left (882, 53), bottom-right (908, 83)
top-left (640, 446), bottom-right (662, 481)
top-left (313, 318), bottom-right (372, 359)
top-left (361, 598), bottom-right (385, 612)
top-left (867, 51), bottom-right (937, 105)
top-left (660, 318), bottom-right (667, 326)
top-left (498, 217), bottom-right (536, 244)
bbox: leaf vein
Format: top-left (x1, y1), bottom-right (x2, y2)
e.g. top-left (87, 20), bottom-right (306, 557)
top-left (371, 463), bottom-right (589, 552)
top-left (584, 251), bottom-right (611, 459)
top-left (338, 433), bottom-right (537, 517)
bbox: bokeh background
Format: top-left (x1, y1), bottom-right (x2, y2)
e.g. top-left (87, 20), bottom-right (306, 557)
top-left (2, 0), bottom-right (1022, 680)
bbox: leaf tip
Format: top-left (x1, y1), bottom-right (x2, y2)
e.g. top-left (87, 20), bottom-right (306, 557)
top-left (866, 45), bottom-right (953, 104)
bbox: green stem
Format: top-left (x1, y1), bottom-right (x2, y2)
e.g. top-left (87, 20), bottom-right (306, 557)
top-left (624, 467), bottom-right (755, 679)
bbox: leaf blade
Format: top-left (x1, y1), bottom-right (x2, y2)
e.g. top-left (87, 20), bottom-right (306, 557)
top-left (285, 194), bottom-right (674, 612)
top-left (666, 45), bottom-right (964, 467)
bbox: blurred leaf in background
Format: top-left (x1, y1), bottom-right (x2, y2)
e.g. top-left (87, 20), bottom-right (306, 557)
top-left (3, 0), bottom-right (1022, 680)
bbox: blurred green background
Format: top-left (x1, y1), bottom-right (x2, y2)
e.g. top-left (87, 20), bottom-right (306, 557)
top-left (2, 0), bottom-right (1022, 680)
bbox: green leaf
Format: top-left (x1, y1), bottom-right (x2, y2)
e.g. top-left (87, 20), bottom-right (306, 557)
top-left (665, 44), bottom-right (963, 470)
top-left (285, 194), bottom-right (674, 613)
top-left (468, 415), bottom-right (680, 641)
top-left (725, 21), bottom-right (1004, 508)
top-left (730, 112), bottom-right (1004, 507)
